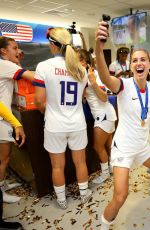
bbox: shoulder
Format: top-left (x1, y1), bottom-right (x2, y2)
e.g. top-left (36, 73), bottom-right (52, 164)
top-left (121, 76), bottom-right (132, 83)
top-left (121, 77), bottom-right (133, 89)
top-left (37, 57), bottom-right (65, 68)
top-left (109, 60), bottom-right (117, 68)
top-left (0, 59), bottom-right (19, 68)
top-left (37, 58), bottom-right (51, 66)
top-left (36, 59), bottom-right (53, 72)
top-left (0, 60), bottom-right (22, 76)
top-left (116, 77), bottom-right (132, 95)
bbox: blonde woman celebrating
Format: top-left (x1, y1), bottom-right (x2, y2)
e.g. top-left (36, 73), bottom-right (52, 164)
top-left (33, 28), bottom-right (92, 209)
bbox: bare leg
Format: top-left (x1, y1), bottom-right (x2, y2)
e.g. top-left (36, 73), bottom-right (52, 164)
top-left (93, 127), bottom-right (111, 163)
top-left (143, 158), bottom-right (150, 168)
top-left (105, 134), bottom-right (113, 173)
top-left (49, 152), bottom-right (65, 186)
top-left (105, 134), bottom-right (113, 159)
top-left (49, 152), bottom-right (67, 209)
top-left (0, 142), bottom-right (21, 203)
top-left (103, 167), bottom-right (129, 221)
top-left (72, 149), bottom-right (92, 203)
top-left (92, 128), bottom-right (112, 184)
top-left (0, 142), bottom-right (11, 181)
top-left (71, 148), bottom-right (88, 182)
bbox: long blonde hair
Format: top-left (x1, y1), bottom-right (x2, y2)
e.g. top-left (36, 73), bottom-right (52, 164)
top-left (47, 28), bottom-right (85, 82)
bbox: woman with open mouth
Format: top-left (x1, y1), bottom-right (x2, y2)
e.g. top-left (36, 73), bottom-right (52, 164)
top-left (95, 19), bottom-right (150, 230)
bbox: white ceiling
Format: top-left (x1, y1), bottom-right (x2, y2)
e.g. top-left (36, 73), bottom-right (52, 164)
top-left (0, 0), bottom-right (150, 28)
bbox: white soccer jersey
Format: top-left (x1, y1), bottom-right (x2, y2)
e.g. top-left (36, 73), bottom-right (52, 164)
top-left (33, 56), bottom-right (88, 132)
top-left (109, 60), bottom-right (130, 78)
top-left (0, 59), bottom-right (26, 121)
top-left (86, 70), bottom-right (117, 121)
top-left (113, 77), bottom-right (150, 154)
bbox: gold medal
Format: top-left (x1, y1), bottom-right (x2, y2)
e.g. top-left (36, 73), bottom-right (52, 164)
top-left (141, 120), bottom-right (145, 127)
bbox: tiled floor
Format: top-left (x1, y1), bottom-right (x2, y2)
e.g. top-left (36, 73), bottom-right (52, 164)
top-left (3, 165), bottom-right (150, 230)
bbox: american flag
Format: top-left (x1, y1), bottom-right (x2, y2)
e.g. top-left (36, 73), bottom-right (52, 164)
top-left (0, 22), bottom-right (33, 42)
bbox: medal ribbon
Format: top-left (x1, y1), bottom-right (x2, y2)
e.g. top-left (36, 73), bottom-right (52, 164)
top-left (118, 61), bottom-right (127, 72)
top-left (133, 79), bottom-right (148, 121)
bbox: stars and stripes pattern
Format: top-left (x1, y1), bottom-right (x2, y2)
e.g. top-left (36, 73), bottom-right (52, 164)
top-left (0, 22), bottom-right (33, 42)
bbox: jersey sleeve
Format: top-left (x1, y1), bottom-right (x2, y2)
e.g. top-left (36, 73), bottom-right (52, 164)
top-left (0, 60), bottom-right (26, 80)
top-left (109, 62), bottom-right (116, 76)
top-left (116, 78), bottom-right (124, 94)
top-left (0, 101), bottom-right (22, 128)
top-left (32, 62), bottom-right (45, 88)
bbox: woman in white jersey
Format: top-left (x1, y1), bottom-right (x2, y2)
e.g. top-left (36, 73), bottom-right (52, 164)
top-left (78, 49), bottom-right (117, 184)
top-left (33, 28), bottom-right (92, 209)
top-left (0, 36), bottom-right (34, 204)
top-left (0, 101), bottom-right (25, 230)
top-left (95, 20), bottom-right (150, 230)
top-left (109, 47), bottom-right (131, 78)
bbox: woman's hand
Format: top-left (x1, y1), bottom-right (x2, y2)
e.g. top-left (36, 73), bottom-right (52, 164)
top-left (87, 65), bottom-right (107, 102)
top-left (88, 65), bottom-right (96, 85)
top-left (95, 21), bottom-right (109, 53)
top-left (14, 126), bottom-right (26, 147)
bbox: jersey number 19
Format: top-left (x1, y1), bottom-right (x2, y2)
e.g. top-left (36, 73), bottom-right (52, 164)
top-left (60, 81), bottom-right (78, 106)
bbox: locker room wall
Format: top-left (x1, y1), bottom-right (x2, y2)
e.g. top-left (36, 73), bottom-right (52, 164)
top-left (19, 42), bottom-right (53, 71)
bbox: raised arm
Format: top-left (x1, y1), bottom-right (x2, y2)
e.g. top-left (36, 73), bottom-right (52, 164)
top-left (79, 32), bottom-right (87, 50)
top-left (95, 21), bottom-right (121, 93)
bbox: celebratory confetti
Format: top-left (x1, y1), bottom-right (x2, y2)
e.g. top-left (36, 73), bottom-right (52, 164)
top-left (4, 166), bottom-right (150, 229)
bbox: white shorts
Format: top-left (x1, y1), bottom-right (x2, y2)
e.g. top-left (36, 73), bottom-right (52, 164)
top-left (0, 120), bottom-right (14, 142)
top-left (44, 128), bottom-right (88, 153)
top-left (111, 145), bottom-right (150, 168)
top-left (94, 119), bottom-right (115, 133)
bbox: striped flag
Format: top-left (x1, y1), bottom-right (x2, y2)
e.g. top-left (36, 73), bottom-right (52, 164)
top-left (0, 22), bottom-right (33, 42)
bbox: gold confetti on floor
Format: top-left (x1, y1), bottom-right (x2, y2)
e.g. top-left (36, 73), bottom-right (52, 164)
top-left (3, 165), bottom-right (150, 229)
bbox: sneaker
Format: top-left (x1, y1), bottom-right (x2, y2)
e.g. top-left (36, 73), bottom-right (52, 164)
top-left (80, 189), bottom-right (92, 204)
top-left (2, 191), bottom-right (21, 203)
top-left (57, 199), bottom-right (67, 210)
top-left (3, 182), bottom-right (22, 191)
top-left (92, 173), bottom-right (110, 184)
top-left (0, 220), bottom-right (22, 230)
